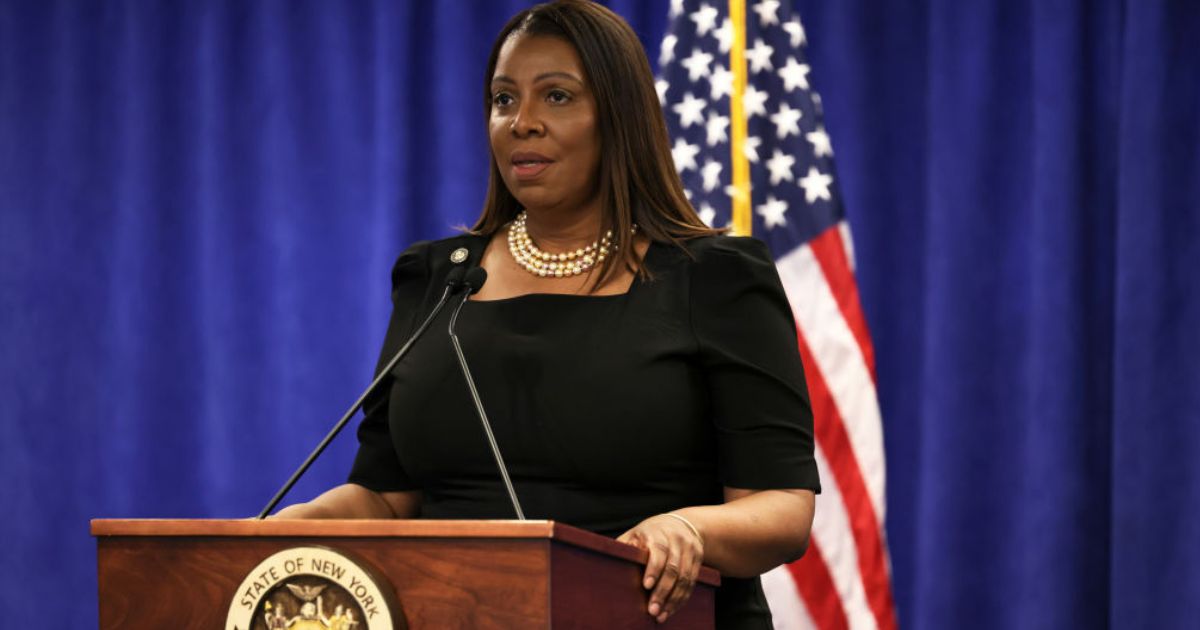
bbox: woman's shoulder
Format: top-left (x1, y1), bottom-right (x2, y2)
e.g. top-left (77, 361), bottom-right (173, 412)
top-left (665, 234), bottom-right (787, 305)
top-left (679, 233), bottom-right (773, 263)
top-left (390, 233), bottom-right (489, 286)
top-left (651, 234), bottom-right (775, 277)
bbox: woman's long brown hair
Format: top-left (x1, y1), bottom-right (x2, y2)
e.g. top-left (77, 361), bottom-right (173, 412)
top-left (472, 0), bottom-right (720, 286)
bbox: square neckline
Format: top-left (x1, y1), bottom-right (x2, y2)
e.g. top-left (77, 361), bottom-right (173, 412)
top-left (466, 237), bottom-right (658, 304)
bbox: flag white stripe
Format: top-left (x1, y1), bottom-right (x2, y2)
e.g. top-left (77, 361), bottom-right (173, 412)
top-left (838, 221), bottom-right (857, 273)
top-left (811, 442), bottom-right (879, 630)
top-left (776, 241), bottom-right (886, 520)
top-left (762, 565), bottom-right (817, 630)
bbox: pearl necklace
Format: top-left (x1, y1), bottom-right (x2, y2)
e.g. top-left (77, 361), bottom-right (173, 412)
top-left (506, 211), bottom-right (635, 278)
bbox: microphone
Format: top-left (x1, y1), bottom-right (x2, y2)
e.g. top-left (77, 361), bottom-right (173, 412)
top-left (257, 265), bottom-right (468, 519)
top-left (447, 268), bottom-right (526, 520)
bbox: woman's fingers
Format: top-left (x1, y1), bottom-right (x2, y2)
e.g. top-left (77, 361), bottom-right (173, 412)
top-left (617, 514), bottom-right (705, 622)
top-left (660, 548), bottom-right (700, 620)
top-left (648, 538), bottom-right (680, 616)
top-left (617, 529), bottom-right (665, 591)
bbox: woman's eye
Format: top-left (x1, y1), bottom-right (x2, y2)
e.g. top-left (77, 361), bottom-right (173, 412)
top-left (547, 90), bottom-right (571, 104)
top-left (492, 93), bottom-right (514, 107)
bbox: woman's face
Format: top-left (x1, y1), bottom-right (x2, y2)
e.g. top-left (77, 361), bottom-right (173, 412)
top-left (489, 34), bottom-right (601, 215)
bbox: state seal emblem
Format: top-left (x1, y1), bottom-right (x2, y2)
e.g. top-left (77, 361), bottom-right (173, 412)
top-left (226, 546), bottom-right (400, 630)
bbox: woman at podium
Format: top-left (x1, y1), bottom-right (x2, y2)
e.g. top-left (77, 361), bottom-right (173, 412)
top-left (274, 2), bottom-right (820, 628)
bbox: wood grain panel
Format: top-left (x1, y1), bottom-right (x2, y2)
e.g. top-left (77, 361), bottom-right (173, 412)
top-left (98, 536), bottom-right (551, 629)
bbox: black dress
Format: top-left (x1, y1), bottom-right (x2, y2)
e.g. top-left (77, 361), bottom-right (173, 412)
top-left (349, 233), bottom-right (820, 629)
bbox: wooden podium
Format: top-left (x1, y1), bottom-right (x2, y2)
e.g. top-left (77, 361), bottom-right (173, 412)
top-left (92, 519), bottom-right (718, 629)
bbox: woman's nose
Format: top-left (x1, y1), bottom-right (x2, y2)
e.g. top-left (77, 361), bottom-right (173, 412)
top-left (510, 104), bottom-right (546, 137)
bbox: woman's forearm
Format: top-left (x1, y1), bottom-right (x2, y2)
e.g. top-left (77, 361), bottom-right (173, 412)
top-left (270, 484), bottom-right (419, 519)
top-left (675, 488), bottom-right (815, 577)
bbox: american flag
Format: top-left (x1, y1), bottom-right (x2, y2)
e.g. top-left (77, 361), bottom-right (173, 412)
top-left (657, 1), bottom-right (898, 628)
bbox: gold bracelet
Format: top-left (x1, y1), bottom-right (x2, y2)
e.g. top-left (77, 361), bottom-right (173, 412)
top-left (663, 512), bottom-right (703, 544)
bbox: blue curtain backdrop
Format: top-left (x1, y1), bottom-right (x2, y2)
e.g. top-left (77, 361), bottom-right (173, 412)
top-left (2, 1), bottom-right (1197, 628)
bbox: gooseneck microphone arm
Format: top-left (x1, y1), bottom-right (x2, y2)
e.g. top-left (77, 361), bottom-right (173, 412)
top-left (447, 267), bottom-right (526, 520)
top-left (257, 266), bottom-right (468, 519)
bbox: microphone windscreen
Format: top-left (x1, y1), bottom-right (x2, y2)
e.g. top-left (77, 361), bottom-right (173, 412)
top-left (463, 267), bottom-right (488, 294)
top-left (445, 266), bottom-right (467, 288)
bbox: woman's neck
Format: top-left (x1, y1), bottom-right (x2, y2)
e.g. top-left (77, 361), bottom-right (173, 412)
top-left (522, 204), bottom-right (605, 252)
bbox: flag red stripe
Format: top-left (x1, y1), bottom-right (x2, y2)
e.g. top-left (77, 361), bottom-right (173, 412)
top-left (807, 225), bottom-right (878, 381)
top-left (795, 328), bottom-right (898, 630)
top-left (787, 540), bottom-right (850, 630)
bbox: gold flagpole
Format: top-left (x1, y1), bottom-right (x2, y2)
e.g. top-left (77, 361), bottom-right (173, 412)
top-left (728, 0), bottom-right (751, 237)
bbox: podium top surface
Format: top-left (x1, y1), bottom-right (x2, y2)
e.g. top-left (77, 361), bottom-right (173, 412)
top-left (95, 518), bottom-right (578, 539)
top-left (90, 519), bottom-right (720, 586)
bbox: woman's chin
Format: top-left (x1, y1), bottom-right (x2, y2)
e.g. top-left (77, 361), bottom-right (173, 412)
top-left (511, 192), bottom-right (561, 212)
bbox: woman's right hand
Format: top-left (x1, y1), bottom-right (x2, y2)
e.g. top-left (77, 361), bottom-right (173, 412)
top-left (269, 502), bottom-right (328, 519)
top-left (266, 484), bottom-right (420, 519)
top-left (617, 512), bottom-right (706, 624)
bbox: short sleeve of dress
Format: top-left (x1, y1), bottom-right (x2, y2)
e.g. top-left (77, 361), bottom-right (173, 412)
top-left (689, 236), bottom-right (821, 492)
top-left (347, 241), bottom-right (431, 492)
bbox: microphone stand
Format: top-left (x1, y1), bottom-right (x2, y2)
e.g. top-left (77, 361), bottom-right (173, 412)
top-left (447, 269), bottom-right (526, 520)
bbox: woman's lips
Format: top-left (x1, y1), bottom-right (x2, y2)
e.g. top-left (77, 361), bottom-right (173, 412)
top-left (512, 160), bottom-right (553, 180)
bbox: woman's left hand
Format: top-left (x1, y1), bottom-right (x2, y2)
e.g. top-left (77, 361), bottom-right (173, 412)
top-left (617, 512), bottom-right (705, 623)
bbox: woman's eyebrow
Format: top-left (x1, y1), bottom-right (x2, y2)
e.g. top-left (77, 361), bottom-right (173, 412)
top-left (491, 71), bottom-right (583, 85)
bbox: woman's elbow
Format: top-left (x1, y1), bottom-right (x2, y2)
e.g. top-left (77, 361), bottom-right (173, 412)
top-left (778, 491), bottom-right (816, 564)
top-left (781, 529), bottom-right (811, 564)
